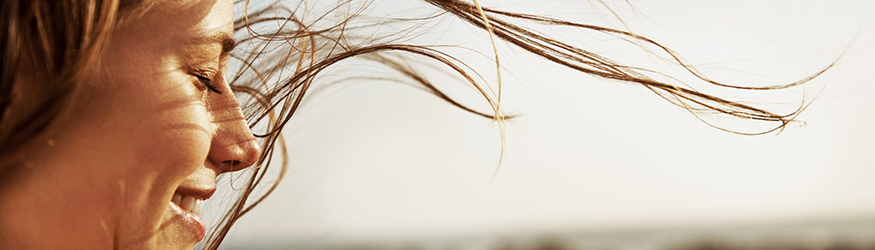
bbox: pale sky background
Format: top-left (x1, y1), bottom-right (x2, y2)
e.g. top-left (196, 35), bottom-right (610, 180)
top-left (205, 0), bottom-right (874, 247)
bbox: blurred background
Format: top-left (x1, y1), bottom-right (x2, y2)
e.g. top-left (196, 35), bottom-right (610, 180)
top-left (205, 0), bottom-right (875, 249)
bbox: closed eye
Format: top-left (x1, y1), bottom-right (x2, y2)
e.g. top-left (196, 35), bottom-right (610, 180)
top-left (195, 74), bottom-right (223, 94)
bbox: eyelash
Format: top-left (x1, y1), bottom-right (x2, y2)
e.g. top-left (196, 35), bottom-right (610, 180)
top-left (194, 74), bottom-right (223, 94)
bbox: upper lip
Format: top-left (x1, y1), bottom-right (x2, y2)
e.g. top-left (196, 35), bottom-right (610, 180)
top-left (174, 185), bottom-right (216, 200)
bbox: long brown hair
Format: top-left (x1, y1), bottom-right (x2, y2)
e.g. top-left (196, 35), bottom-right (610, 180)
top-left (0, 0), bottom-right (153, 166)
top-left (0, 0), bottom-right (833, 249)
top-left (201, 0), bottom-right (833, 248)
top-left (0, 0), bottom-right (119, 166)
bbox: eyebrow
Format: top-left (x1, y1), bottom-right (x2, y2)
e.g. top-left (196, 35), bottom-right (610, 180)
top-left (192, 32), bottom-right (237, 56)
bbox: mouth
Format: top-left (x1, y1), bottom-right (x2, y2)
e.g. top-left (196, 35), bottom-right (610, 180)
top-left (171, 193), bottom-right (205, 217)
top-left (168, 191), bottom-right (210, 240)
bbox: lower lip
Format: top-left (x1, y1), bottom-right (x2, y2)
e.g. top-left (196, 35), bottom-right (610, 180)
top-left (169, 201), bottom-right (206, 240)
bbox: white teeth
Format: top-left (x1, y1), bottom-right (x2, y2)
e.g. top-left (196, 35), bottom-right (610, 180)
top-left (172, 193), bottom-right (182, 205)
top-left (180, 196), bottom-right (196, 213)
top-left (192, 199), bottom-right (204, 216)
top-left (174, 194), bottom-right (206, 217)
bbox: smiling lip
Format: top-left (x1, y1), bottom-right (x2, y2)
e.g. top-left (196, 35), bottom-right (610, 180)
top-left (168, 187), bottom-right (215, 241)
top-left (168, 198), bottom-right (206, 240)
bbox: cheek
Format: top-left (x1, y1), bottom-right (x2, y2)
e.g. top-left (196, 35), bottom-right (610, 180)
top-left (85, 66), bottom-right (214, 185)
top-left (124, 83), bottom-right (214, 182)
top-left (88, 33), bottom-right (216, 209)
top-left (133, 114), bottom-right (212, 179)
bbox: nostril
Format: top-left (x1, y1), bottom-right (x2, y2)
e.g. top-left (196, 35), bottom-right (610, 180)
top-left (208, 138), bottom-right (259, 174)
top-left (208, 115), bottom-right (261, 174)
top-left (224, 160), bottom-right (243, 172)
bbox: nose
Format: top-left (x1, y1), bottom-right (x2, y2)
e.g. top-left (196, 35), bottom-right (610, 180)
top-left (206, 91), bottom-right (262, 174)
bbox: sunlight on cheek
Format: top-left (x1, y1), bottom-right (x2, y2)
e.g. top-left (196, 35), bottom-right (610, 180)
top-left (132, 85), bottom-right (214, 175)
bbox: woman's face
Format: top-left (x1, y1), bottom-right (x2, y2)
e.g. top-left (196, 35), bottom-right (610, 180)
top-left (0, 0), bottom-right (258, 249)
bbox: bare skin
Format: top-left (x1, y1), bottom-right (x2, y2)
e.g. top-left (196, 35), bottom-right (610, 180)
top-left (0, 0), bottom-right (258, 249)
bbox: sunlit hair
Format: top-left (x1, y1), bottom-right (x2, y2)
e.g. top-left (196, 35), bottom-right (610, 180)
top-left (0, 0), bottom-right (833, 249)
top-left (206, 0), bottom-right (833, 248)
top-left (0, 0), bottom-right (153, 166)
top-left (0, 0), bottom-right (117, 165)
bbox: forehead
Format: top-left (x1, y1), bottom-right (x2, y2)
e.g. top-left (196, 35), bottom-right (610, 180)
top-left (135, 0), bottom-right (233, 38)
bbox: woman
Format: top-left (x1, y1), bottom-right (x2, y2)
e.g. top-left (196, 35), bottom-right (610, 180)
top-left (0, 0), bottom-right (826, 249)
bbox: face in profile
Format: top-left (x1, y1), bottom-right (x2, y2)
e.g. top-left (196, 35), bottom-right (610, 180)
top-left (0, 0), bottom-right (259, 249)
